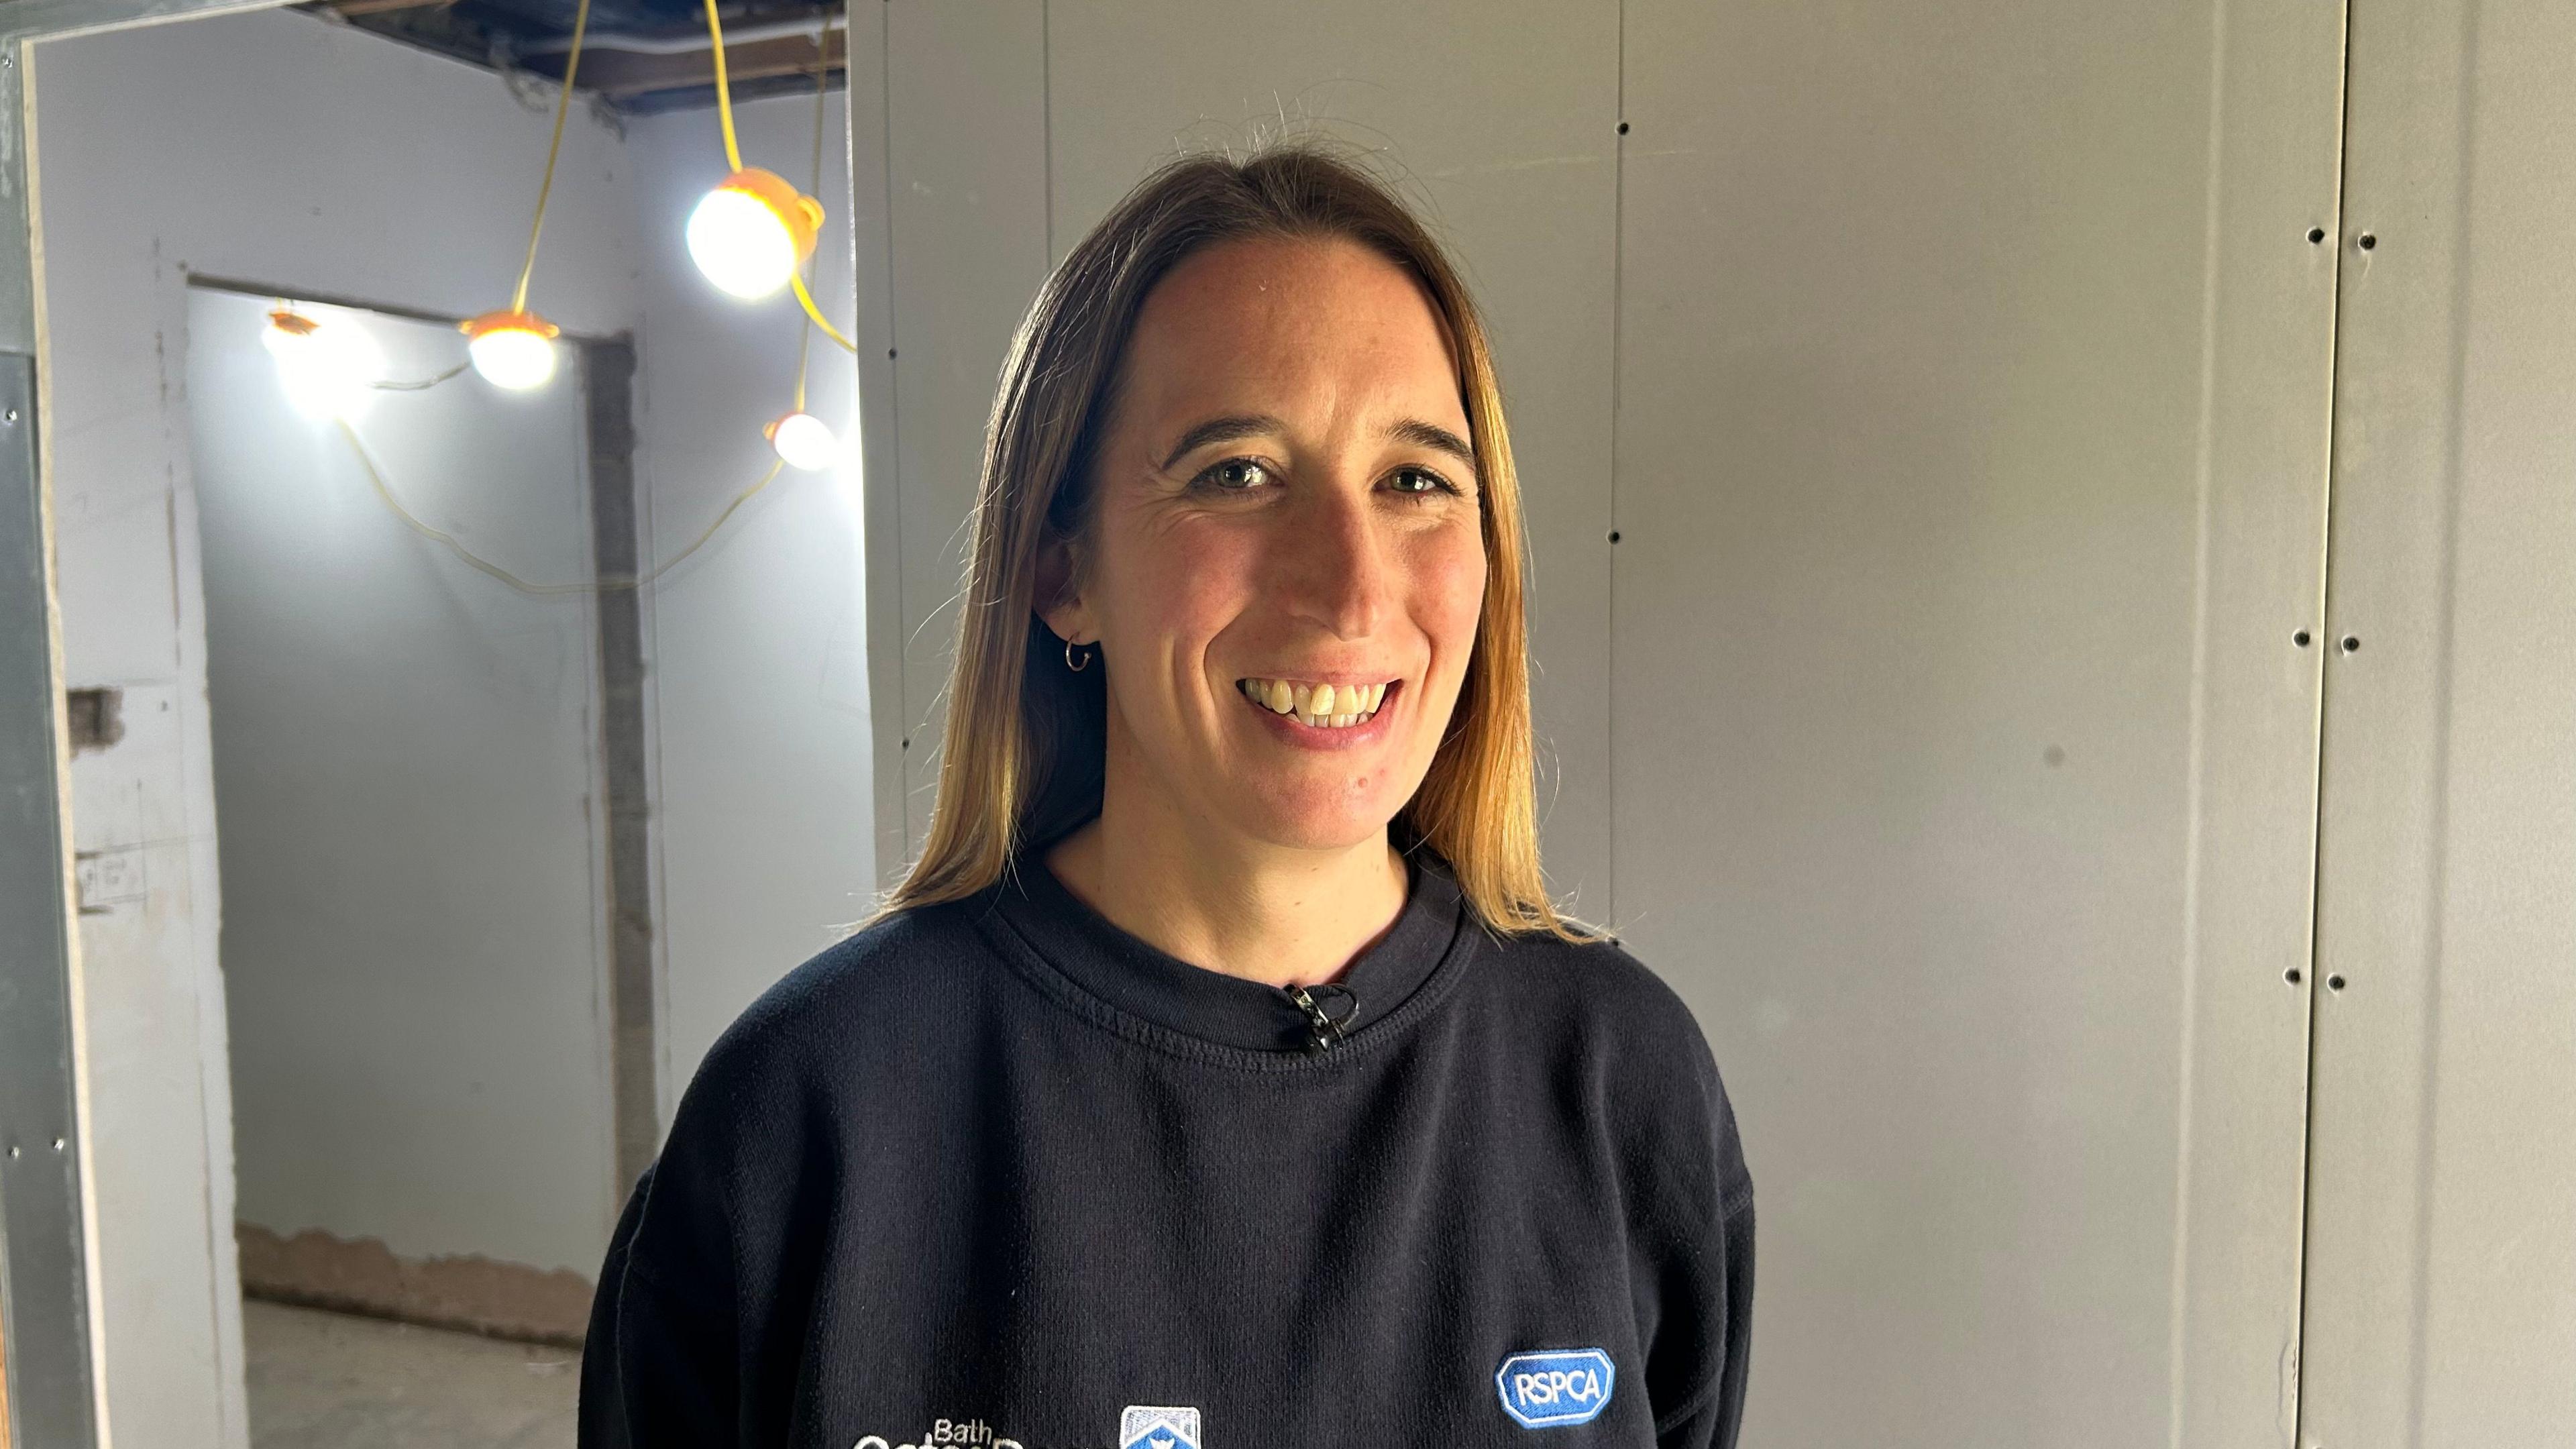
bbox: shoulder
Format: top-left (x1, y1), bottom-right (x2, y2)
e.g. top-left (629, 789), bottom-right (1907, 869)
top-left (1473, 922), bottom-right (1752, 1201)
top-left (1474, 921), bottom-right (1720, 1077)
top-left (669, 891), bottom-right (1002, 1124)
top-left (635, 893), bottom-right (1006, 1253)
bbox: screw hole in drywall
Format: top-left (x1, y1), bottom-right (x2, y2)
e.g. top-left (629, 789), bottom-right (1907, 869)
top-left (2285, 968), bottom-right (2303, 985)
top-left (1617, 121), bottom-right (1630, 135)
top-left (888, 347), bottom-right (898, 358)
top-left (2327, 974), bottom-right (2347, 991)
top-left (2307, 227), bottom-right (2326, 244)
top-left (2358, 233), bottom-right (2377, 250)
top-left (2340, 635), bottom-right (2360, 653)
top-left (1607, 530), bottom-right (1621, 543)
top-left (2294, 629), bottom-right (2312, 647)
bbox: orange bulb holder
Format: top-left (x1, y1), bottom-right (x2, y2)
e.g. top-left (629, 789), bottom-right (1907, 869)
top-left (715, 166), bottom-right (826, 264)
top-left (460, 308), bottom-right (562, 343)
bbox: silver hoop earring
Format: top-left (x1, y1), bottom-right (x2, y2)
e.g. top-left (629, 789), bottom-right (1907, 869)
top-left (1065, 638), bottom-right (1091, 672)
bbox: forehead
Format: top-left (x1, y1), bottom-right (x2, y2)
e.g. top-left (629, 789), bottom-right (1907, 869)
top-left (1115, 234), bottom-right (1465, 429)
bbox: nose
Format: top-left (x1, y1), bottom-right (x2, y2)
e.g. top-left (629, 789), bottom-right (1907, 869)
top-left (1273, 472), bottom-right (1391, 640)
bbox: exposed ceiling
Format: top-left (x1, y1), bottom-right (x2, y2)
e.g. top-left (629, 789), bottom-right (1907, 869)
top-left (299, 0), bottom-right (846, 114)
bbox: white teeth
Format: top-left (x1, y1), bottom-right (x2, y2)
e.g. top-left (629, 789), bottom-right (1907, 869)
top-left (1238, 676), bottom-right (1392, 730)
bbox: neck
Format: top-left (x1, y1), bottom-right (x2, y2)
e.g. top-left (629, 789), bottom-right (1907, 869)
top-left (1042, 755), bottom-right (1409, 993)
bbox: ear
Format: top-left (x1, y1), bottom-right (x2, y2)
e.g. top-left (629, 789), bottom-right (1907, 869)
top-left (1032, 530), bottom-right (1093, 647)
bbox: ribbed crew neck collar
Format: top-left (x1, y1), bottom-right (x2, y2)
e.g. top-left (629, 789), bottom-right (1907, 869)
top-left (983, 842), bottom-right (1471, 1056)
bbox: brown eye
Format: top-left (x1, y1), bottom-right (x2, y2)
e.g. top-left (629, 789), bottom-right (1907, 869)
top-left (1197, 458), bottom-right (1271, 491)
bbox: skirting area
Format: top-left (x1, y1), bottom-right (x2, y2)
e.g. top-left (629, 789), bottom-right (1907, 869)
top-left (237, 1224), bottom-right (595, 1348)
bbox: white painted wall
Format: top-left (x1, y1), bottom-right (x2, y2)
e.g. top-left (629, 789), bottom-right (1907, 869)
top-left (35, 9), bottom-right (879, 1439)
top-left (31, 11), bottom-right (636, 1446)
top-left (185, 284), bottom-right (614, 1279)
top-left (627, 89), bottom-right (873, 1128)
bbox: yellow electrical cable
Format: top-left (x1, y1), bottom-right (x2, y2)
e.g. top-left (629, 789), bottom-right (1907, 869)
top-left (703, 0), bottom-right (857, 356)
top-left (791, 269), bottom-right (859, 354)
top-left (794, 35), bottom-right (830, 405)
top-left (339, 419), bottom-right (787, 595)
top-left (510, 0), bottom-right (596, 314)
top-left (372, 362), bottom-right (473, 392)
top-left (703, 0), bottom-right (745, 172)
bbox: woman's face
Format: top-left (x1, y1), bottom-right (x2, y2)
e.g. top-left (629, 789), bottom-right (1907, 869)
top-left (1042, 233), bottom-right (1488, 853)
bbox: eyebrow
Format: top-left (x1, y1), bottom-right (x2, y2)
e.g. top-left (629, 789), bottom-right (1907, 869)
top-left (1157, 413), bottom-right (1479, 474)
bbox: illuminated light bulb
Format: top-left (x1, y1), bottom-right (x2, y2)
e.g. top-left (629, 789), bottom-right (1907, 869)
top-left (765, 411), bottom-right (841, 471)
top-left (460, 309), bottom-right (561, 390)
top-left (264, 306), bottom-right (382, 418)
top-left (687, 167), bottom-right (825, 300)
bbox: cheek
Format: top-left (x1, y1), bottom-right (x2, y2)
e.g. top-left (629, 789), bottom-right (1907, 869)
top-left (1413, 525), bottom-right (1489, 656)
top-left (1106, 521), bottom-right (1258, 645)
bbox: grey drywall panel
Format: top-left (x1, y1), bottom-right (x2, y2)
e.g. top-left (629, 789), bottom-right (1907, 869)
top-left (1613, 2), bottom-right (2343, 1443)
top-left (883, 0), bottom-right (1051, 854)
top-left (1041, 0), bottom-right (1619, 918)
top-left (847, 0), bottom-right (908, 892)
top-left (2300, 1), bottom-right (2576, 1442)
top-left (0, 349), bottom-right (98, 1449)
top-left (187, 286), bottom-right (615, 1277)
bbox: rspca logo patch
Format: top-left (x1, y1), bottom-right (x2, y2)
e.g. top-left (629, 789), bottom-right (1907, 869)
top-left (1495, 1347), bottom-right (1616, 1428)
top-left (1118, 1405), bottom-right (1200, 1449)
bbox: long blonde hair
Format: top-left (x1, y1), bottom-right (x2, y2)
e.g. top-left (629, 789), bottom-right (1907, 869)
top-left (858, 140), bottom-right (1605, 945)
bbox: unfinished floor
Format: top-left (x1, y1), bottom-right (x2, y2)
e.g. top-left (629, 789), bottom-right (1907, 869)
top-left (242, 1299), bottom-right (578, 1448)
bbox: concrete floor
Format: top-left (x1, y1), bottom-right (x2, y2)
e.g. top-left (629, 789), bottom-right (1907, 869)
top-left (243, 1298), bottom-right (579, 1448)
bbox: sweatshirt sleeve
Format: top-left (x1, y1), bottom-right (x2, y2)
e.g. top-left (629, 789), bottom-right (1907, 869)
top-left (1625, 975), bottom-right (1757, 1449)
top-left (1652, 1191), bottom-right (1755, 1449)
top-left (576, 989), bottom-right (807, 1449)
top-left (576, 1159), bottom-right (741, 1449)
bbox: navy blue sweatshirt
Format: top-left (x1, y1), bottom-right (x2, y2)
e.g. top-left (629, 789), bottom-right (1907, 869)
top-left (578, 841), bottom-right (1754, 1448)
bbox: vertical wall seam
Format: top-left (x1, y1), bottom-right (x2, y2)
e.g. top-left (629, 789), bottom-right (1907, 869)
top-left (2397, 3), bottom-right (2484, 1438)
top-left (881, 0), bottom-right (906, 849)
top-left (1041, 0), bottom-right (1053, 262)
top-left (1606, 0), bottom-right (1624, 930)
top-left (2290, 2), bottom-right (2358, 1442)
top-left (2164, 0), bottom-right (2232, 1434)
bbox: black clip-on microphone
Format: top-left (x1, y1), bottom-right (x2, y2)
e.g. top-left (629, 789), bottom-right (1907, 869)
top-left (1285, 983), bottom-right (1359, 1054)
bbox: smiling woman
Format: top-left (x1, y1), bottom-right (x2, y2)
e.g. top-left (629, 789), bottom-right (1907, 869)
top-left (578, 142), bottom-right (1755, 1449)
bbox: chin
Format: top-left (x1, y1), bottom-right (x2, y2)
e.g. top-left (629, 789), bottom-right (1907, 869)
top-left (1234, 803), bottom-right (1395, 853)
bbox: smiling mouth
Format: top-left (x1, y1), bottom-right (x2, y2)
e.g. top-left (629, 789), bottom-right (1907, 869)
top-left (1235, 676), bottom-right (1397, 729)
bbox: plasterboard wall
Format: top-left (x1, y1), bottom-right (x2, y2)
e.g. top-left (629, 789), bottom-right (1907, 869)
top-left (30, 10), bottom-right (637, 1446)
top-left (853, 1), bottom-right (2344, 1441)
top-left (1611, 0), bottom-right (2351, 1440)
top-left (185, 284), bottom-right (616, 1278)
top-left (626, 87), bottom-right (873, 1132)
top-left (2297, 2), bottom-right (2576, 1442)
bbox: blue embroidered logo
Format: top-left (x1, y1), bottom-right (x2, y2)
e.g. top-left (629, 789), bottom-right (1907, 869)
top-left (1119, 1405), bottom-right (1201, 1449)
top-left (1495, 1348), bottom-right (1616, 1428)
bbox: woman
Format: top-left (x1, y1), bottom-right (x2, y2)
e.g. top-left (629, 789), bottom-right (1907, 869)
top-left (578, 141), bottom-right (1754, 1449)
